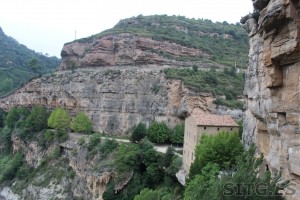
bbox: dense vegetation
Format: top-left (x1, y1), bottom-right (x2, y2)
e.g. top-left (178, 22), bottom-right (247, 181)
top-left (0, 27), bottom-right (60, 96)
top-left (184, 132), bottom-right (285, 200)
top-left (164, 67), bottom-right (244, 109)
top-left (130, 122), bottom-right (184, 145)
top-left (76, 15), bottom-right (249, 67)
top-left (103, 139), bottom-right (183, 200)
top-left (0, 105), bottom-right (286, 199)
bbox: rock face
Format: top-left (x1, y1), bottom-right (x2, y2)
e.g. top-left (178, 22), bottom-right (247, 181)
top-left (242, 0), bottom-right (300, 198)
top-left (0, 66), bottom-right (216, 134)
top-left (9, 134), bottom-right (114, 200)
top-left (60, 33), bottom-right (211, 70)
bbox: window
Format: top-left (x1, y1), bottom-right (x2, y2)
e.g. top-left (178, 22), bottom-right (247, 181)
top-left (204, 127), bottom-right (207, 130)
top-left (230, 128), bottom-right (233, 131)
top-left (217, 127), bottom-right (220, 131)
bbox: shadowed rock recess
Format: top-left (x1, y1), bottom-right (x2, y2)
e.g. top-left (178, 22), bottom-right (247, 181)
top-left (242, 0), bottom-right (300, 198)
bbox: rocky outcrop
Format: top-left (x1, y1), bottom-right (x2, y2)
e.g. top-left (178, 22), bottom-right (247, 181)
top-left (0, 66), bottom-right (218, 134)
top-left (10, 135), bottom-right (115, 200)
top-left (60, 33), bottom-right (211, 70)
top-left (242, 0), bottom-right (300, 198)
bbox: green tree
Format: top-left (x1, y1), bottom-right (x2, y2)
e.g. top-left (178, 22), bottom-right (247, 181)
top-left (88, 133), bottom-right (101, 150)
top-left (29, 58), bottom-right (40, 73)
top-left (146, 164), bottom-right (162, 184)
top-left (170, 124), bottom-right (184, 144)
top-left (166, 156), bottom-right (182, 177)
top-left (0, 126), bottom-right (13, 153)
top-left (25, 106), bottom-right (48, 131)
top-left (5, 107), bottom-right (19, 128)
top-left (114, 143), bottom-right (141, 173)
top-left (70, 112), bottom-right (93, 134)
top-left (184, 163), bottom-right (220, 200)
top-left (134, 188), bottom-right (160, 200)
top-left (218, 146), bottom-right (285, 200)
top-left (189, 131), bottom-right (243, 179)
top-left (0, 78), bottom-right (13, 94)
top-left (0, 109), bottom-right (6, 128)
top-left (0, 152), bottom-right (24, 182)
top-left (147, 121), bottom-right (169, 143)
top-left (47, 107), bottom-right (71, 130)
top-left (130, 123), bottom-right (147, 143)
top-left (163, 146), bottom-right (175, 168)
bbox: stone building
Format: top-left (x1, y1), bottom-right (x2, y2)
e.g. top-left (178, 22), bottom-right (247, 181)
top-left (182, 114), bottom-right (239, 175)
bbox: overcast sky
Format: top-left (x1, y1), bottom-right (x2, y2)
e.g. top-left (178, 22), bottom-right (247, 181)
top-left (0, 0), bottom-right (253, 58)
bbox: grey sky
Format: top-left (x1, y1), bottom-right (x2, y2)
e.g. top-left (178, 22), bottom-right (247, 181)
top-left (0, 0), bottom-right (253, 58)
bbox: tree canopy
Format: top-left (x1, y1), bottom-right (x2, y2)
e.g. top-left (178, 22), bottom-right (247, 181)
top-left (70, 112), bottom-right (93, 134)
top-left (189, 131), bottom-right (243, 180)
top-left (47, 107), bottom-right (71, 130)
top-left (147, 121), bottom-right (169, 143)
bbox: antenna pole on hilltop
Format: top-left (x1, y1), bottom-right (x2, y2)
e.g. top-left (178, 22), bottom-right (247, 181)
top-left (75, 30), bottom-right (77, 40)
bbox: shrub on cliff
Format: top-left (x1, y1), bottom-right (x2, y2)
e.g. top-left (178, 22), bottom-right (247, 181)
top-left (47, 107), bottom-right (70, 130)
top-left (130, 123), bottom-right (147, 143)
top-left (147, 121), bottom-right (169, 143)
top-left (70, 112), bottom-right (93, 134)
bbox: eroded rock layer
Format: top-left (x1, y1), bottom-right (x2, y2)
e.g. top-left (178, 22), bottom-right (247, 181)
top-left (60, 33), bottom-right (212, 70)
top-left (242, 0), bottom-right (300, 198)
top-left (0, 66), bottom-right (216, 134)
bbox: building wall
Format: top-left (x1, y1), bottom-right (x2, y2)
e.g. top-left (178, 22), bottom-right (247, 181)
top-left (183, 116), bottom-right (239, 176)
top-left (183, 116), bottom-right (198, 173)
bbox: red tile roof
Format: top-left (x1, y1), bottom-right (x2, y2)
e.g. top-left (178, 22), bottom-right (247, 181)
top-left (191, 114), bottom-right (239, 127)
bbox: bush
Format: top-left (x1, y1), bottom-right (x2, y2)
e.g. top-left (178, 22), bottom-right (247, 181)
top-left (48, 107), bottom-right (71, 130)
top-left (170, 124), bottom-right (184, 144)
top-left (147, 121), bottom-right (169, 143)
top-left (78, 137), bottom-right (85, 145)
top-left (44, 129), bottom-right (55, 142)
top-left (99, 139), bottom-right (118, 156)
top-left (56, 129), bottom-right (68, 142)
top-left (130, 123), bottom-right (147, 143)
top-left (70, 112), bottom-right (93, 134)
top-left (48, 146), bottom-right (61, 160)
top-left (189, 131), bottom-right (243, 179)
top-left (88, 133), bottom-right (101, 151)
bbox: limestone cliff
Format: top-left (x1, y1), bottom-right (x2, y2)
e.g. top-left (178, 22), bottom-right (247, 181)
top-left (0, 15), bottom-right (246, 135)
top-left (0, 66), bottom-right (216, 134)
top-left (242, 0), bottom-right (300, 198)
